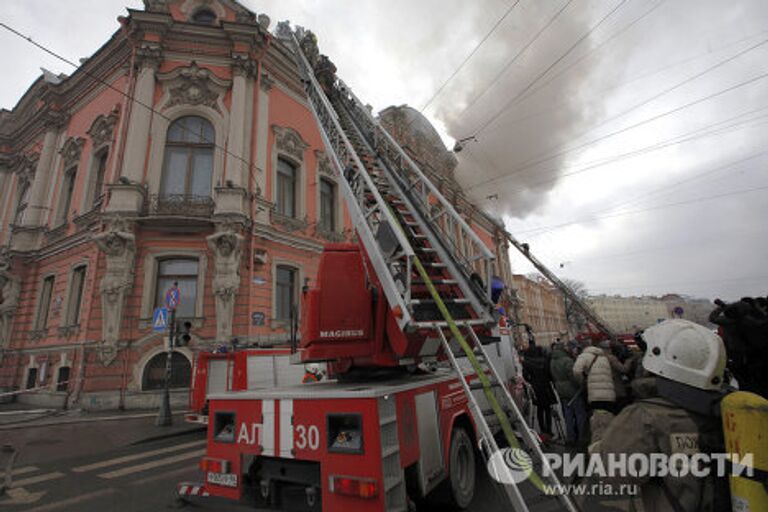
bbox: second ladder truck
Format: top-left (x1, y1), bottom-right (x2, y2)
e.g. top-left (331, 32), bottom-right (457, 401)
top-left (179, 26), bottom-right (578, 512)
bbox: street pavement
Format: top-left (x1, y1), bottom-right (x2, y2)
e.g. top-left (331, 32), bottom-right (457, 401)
top-left (0, 410), bottom-right (624, 511)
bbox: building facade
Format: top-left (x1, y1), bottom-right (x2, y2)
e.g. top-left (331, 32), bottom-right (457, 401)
top-left (587, 295), bottom-right (670, 333)
top-left (0, 0), bottom-right (514, 409)
top-left (511, 274), bottom-right (569, 346)
top-left (659, 294), bottom-right (714, 328)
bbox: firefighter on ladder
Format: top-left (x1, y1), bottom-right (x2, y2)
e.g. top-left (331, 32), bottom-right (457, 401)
top-left (302, 363), bottom-right (323, 384)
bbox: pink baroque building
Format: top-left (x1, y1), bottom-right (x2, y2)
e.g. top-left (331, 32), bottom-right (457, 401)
top-left (0, 0), bottom-right (354, 409)
top-left (0, 0), bottom-right (514, 410)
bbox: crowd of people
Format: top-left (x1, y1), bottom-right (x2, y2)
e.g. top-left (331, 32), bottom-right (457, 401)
top-left (521, 332), bottom-right (642, 448)
top-left (517, 316), bottom-right (764, 512)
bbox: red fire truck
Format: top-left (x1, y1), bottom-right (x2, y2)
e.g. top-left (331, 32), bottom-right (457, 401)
top-left (186, 348), bottom-right (326, 425)
top-left (177, 27), bottom-right (576, 512)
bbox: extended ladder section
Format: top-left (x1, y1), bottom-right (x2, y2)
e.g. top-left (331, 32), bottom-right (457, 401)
top-left (290, 33), bottom-right (495, 333)
top-left (286, 31), bottom-right (577, 511)
top-left (505, 233), bottom-right (616, 340)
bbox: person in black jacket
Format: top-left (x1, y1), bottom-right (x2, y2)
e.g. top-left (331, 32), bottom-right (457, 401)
top-left (522, 339), bottom-right (556, 437)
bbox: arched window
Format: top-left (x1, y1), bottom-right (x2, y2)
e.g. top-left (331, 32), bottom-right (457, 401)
top-left (161, 116), bottom-right (214, 199)
top-left (192, 9), bottom-right (217, 25)
top-left (142, 352), bottom-right (192, 390)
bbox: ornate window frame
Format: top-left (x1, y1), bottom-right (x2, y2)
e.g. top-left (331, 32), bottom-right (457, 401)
top-left (60, 261), bottom-right (89, 334)
top-left (313, 150), bottom-right (343, 240)
top-left (147, 64), bottom-right (231, 198)
top-left (271, 258), bottom-right (303, 328)
top-left (24, 356), bottom-right (40, 390)
top-left (11, 174), bottom-right (31, 226)
top-left (81, 147), bottom-right (109, 214)
top-left (48, 352), bottom-right (72, 392)
top-left (32, 272), bottom-right (57, 335)
top-left (179, 0), bottom-right (226, 22)
top-left (82, 111), bottom-right (117, 214)
top-left (138, 248), bottom-right (207, 324)
top-left (54, 137), bottom-right (85, 225)
top-left (54, 165), bottom-right (78, 227)
top-left (271, 125), bottom-right (309, 224)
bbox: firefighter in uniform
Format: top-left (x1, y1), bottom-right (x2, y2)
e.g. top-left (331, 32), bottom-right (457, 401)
top-left (594, 319), bottom-right (731, 512)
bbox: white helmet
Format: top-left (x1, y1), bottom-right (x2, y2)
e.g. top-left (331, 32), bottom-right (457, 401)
top-left (305, 363), bottom-right (321, 375)
top-left (642, 319), bottom-right (726, 391)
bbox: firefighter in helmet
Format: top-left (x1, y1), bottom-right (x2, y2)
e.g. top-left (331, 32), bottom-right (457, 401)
top-left (302, 363), bottom-right (323, 384)
top-left (593, 319), bottom-right (731, 512)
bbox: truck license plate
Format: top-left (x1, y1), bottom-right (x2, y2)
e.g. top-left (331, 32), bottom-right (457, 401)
top-left (207, 471), bottom-right (238, 487)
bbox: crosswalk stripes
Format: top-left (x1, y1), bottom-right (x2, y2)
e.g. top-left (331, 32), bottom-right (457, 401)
top-left (97, 448), bottom-right (206, 479)
top-left (71, 439), bottom-right (205, 473)
top-left (9, 465), bottom-right (39, 476)
top-left (6, 438), bottom-right (206, 495)
top-left (10, 472), bottom-right (65, 487)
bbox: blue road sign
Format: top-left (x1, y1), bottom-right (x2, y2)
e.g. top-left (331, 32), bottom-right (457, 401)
top-left (153, 307), bottom-right (169, 332)
top-left (165, 286), bottom-right (181, 311)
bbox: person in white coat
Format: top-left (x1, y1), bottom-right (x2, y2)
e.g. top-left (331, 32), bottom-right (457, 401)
top-left (573, 339), bottom-right (619, 447)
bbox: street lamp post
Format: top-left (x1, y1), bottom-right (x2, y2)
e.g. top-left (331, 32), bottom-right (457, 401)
top-left (156, 282), bottom-right (180, 426)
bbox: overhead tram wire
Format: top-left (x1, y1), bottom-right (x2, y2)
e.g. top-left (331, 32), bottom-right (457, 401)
top-left (467, 32), bottom-right (768, 193)
top-left (510, 0), bottom-right (666, 107)
top-left (460, 0), bottom-right (665, 123)
top-left (474, 103), bottom-right (768, 204)
top-left (0, 21), bottom-right (262, 193)
top-left (500, 32), bottom-right (768, 179)
top-left (489, 27), bottom-right (768, 138)
top-left (456, 0), bottom-right (576, 119)
top-left (465, 0), bottom-right (628, 138)
top-left (525, 145), bottom-right (768, 238)
top-left (418, 0), bottom-right (523, 114)
top-left (520, 149), bottom-right (768, 247)
top-left (516, 182), bottom-right (768, 238)
top-left (466, 67), bottom-right (768, 193)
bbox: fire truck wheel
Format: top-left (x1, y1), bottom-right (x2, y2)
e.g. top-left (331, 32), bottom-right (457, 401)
top-left (434, 426), bottom-right (475, 509)
top-left (449, 427), bottom-right (476, 508)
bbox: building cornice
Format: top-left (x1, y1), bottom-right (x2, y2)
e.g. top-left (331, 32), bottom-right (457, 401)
top-left (252, 223), bottom-right (324, 253)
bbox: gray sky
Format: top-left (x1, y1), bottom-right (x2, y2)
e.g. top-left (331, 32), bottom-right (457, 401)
top-left (2, 0), bottom-right (766, 301)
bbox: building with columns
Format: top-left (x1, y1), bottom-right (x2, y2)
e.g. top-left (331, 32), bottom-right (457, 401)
top-left (586, 295), bottom-right (670, 334)
top-left (511, 274), bottom-right (570, 347)
top-left (0, 0), bottom-right (515, 410)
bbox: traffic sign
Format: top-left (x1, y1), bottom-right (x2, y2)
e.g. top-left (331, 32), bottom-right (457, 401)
top-left (153, 307), bottom-right (169, 332)
top-left (165, 285), bottom-right (181, 311)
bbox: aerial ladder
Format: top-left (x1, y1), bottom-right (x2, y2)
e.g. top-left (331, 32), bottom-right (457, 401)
top-left (285, 28), bottom-right (578, 512)
top-left (504, 236), bottom-right (616, 340)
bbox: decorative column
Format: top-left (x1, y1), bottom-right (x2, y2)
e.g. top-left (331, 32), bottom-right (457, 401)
top-left (253, 72), bottom-right (273, 224)
top-left (207, 225), bottom-right (244, 343)
top-left (0, 249), bottom-right (21, 357)
top-left (92, 217), bottom-right (136, 366)
top-left (214, 54), bottom-right (255, 219)
top-left (10, 113), bottom-right (66, 251)
top-left (107, 44), bottom-right (161, 214)
top-left (0, 156), bottom-right (12, 243)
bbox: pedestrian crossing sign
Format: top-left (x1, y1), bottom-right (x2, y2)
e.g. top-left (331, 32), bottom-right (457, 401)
top-left (153, 307), bottom-right (169, 332)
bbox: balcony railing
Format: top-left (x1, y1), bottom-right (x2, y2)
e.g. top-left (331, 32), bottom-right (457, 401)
top-left (147, 194), bottom-right (215, 218)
